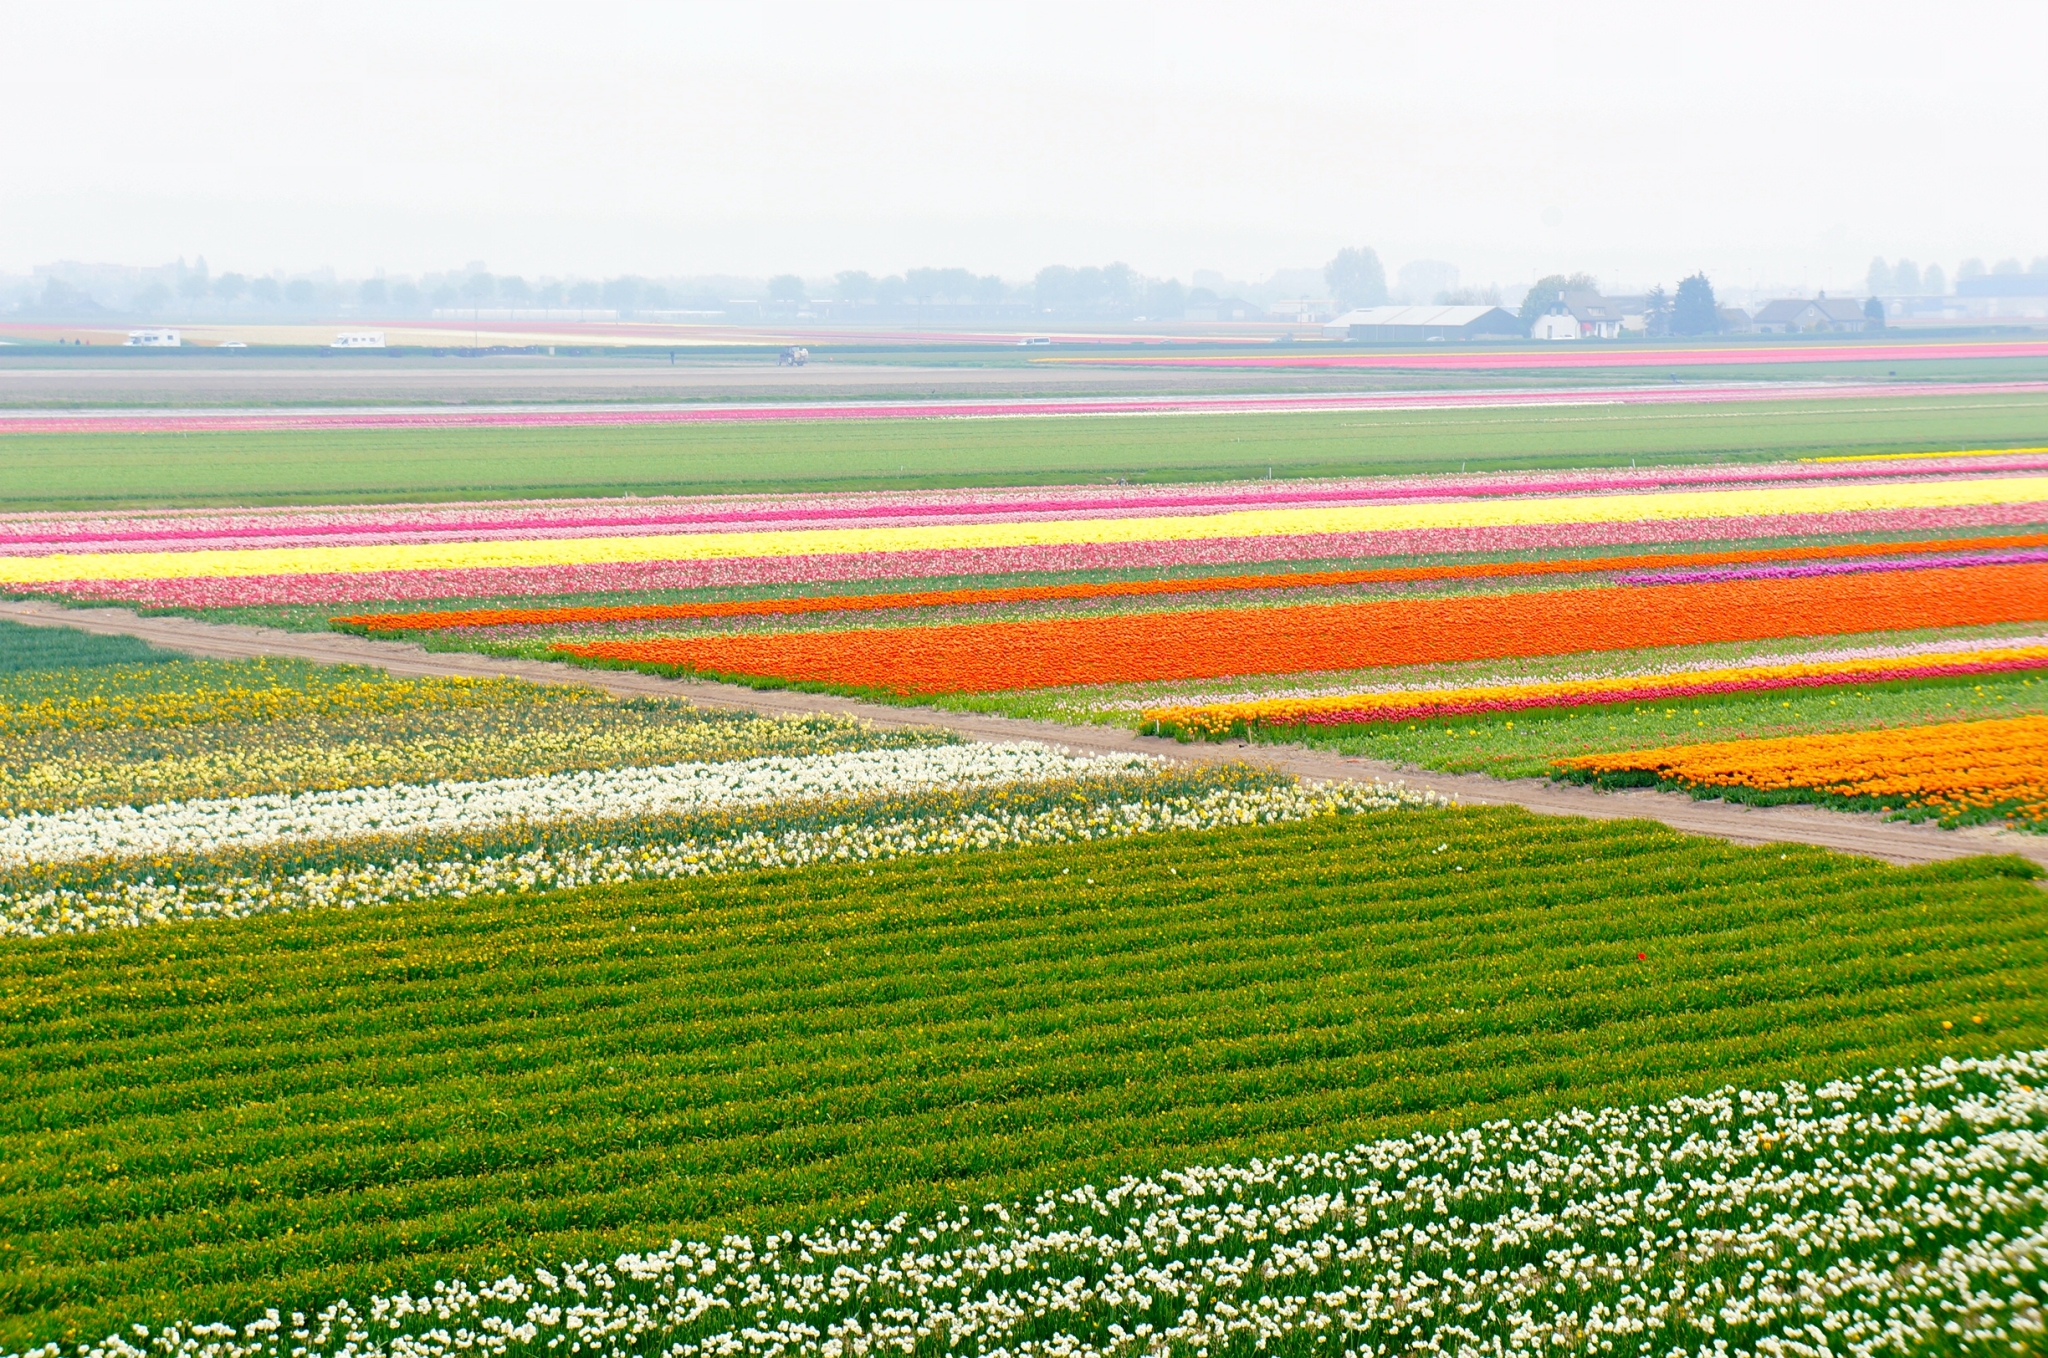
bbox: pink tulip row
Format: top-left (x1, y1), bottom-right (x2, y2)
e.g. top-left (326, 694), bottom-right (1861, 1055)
top-left (27, 502), bottom-right (2045, 609)
top-left (4, 455), bottom-right (2038, 552)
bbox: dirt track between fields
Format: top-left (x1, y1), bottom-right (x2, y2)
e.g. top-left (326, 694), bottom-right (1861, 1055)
top-left (5, 596), bottom-right (2042, 870)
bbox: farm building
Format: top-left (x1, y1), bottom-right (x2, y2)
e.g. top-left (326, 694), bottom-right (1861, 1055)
top-left (1953, 274), bottom-right (2048, 320)
top-left (1562, 291), bottom-right (1627, 339)
top-left (1321, 305), bottom-right (1521, 342)
top-left (1527, 290), bottom-right (1629, 340)
top-left (1751, 297), bottom-right (1872, 334)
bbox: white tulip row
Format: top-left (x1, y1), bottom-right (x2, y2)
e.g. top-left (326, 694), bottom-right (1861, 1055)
top-left (18, 1051), bottom-right (2047, 1358)
top-left (1, 779), bottom-right (1447, 938)
top-left (0, 743), bottom-right (1154, 867)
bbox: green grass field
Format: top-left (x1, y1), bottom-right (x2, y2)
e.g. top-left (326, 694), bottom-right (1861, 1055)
top-left (4, 393), bottom-right (2048, 509)
top-left (3, 809), bottom-right (2041, 1345)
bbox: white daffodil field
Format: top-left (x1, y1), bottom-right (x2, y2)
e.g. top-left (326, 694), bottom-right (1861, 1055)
top-left (18, 1053), bottom-right (2048, 1358)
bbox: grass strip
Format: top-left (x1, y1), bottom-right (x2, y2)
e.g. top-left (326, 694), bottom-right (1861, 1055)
top-left (0, 764), bottom-right (1382, 937)
top-left (7, 396), bottom-right (2048, 510)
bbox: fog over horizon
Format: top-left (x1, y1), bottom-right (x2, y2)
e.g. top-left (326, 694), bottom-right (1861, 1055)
top-left (6, 0), bottom-right (2046, 297)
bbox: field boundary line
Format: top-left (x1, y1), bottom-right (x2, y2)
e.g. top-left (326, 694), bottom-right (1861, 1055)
top-left (3, 597), bottom-right (2040, 870)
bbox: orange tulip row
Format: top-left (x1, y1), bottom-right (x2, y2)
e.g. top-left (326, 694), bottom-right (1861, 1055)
top-left (554, 561), bottom-right (2048, 696)
top-left (1555, 714), bottom-right (2048, 825)
top-left (332, 531), bottom-right (2048, 634)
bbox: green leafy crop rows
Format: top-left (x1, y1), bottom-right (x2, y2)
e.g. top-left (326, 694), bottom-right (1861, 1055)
top-left (0, 621), bottom-right (179, 675)
top-left (2, 809), bottom-right (2044, 1345)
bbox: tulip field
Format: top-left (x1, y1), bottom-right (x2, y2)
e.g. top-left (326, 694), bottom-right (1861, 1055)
top-left (26, 1052), bottom-right (2048, 1358)
top-left (6, 808), bottom-right (2048, 1350)
top-left (0, 645), bottom-right (1446, 940)
top-left (1556, 713), bottom-right (2048, 826)
top-left (6, 408), bottom-right (2048, 1356)
top-left (12, 442), bottom-right (2046, 810)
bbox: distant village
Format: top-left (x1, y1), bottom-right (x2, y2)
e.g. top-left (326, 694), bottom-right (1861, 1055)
top-left (9, 248), bottom-right (2048, 342)
top-left (1321, 277), bottom-right (2048, 344)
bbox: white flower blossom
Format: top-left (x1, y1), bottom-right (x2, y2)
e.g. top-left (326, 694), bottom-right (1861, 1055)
top-left (18, 1050), bottom-right (2048, 1358)
top-left (2, 779), bottom-right (1445, 938)
top-left (0, 743), bottom-right (1155, 867)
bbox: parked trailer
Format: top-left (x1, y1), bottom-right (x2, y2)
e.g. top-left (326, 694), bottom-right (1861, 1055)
top-left (124, 329), bottom-right (181, 347)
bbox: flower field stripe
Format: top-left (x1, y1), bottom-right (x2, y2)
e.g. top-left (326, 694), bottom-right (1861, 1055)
top-left (7, 774), bottom-right (1444, 939)
top-left (1556, 713), bottom-right (2048, 826)
top-left (0, 691), bottom-right (924, 816)
top-left (1140, 645), bottom-right (2048, 736)
top-left (6, 806), bottom-right (2046, 1349)
top-left (1809, 444), bottom-right (2048, 462)
top-left (40, 503), bottom-right (2048, 607)
top-left (1612, 544), bottom-right (2048, 584)
top-left (11, 455), bottom-right (2048, 550)
top-left (27, 1051), bottom-right (2048, 1358)
top-left (7, 476), bottom-right (2046, 584)
top-left (556, 562), bottom-right (2048, 693)
top-left (5, 378), bottom-right (2046, 433)
top-left (0, 669), bottom-right (549, 739)
top-left (0, 743), bottom-right (1149, 867)
top-left (1103, 631), bottom-right (2048, 713)
top-left (329, 531), bottom-right (2048, 633)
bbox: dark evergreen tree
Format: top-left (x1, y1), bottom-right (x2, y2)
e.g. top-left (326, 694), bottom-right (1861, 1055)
top-left (1671, 273), bottom-right (1719, 336)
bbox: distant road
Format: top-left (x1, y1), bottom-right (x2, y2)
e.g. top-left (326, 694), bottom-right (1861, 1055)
top-left (6, 378), bottom-right (2045, 435)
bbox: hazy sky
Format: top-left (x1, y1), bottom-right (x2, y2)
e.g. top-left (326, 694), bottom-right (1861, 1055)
top-left (7, 0), bottom-right (2046, 291)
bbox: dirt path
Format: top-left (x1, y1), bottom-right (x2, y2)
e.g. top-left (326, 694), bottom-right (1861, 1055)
top-left (6, 597), bottom-right (2040, 869)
